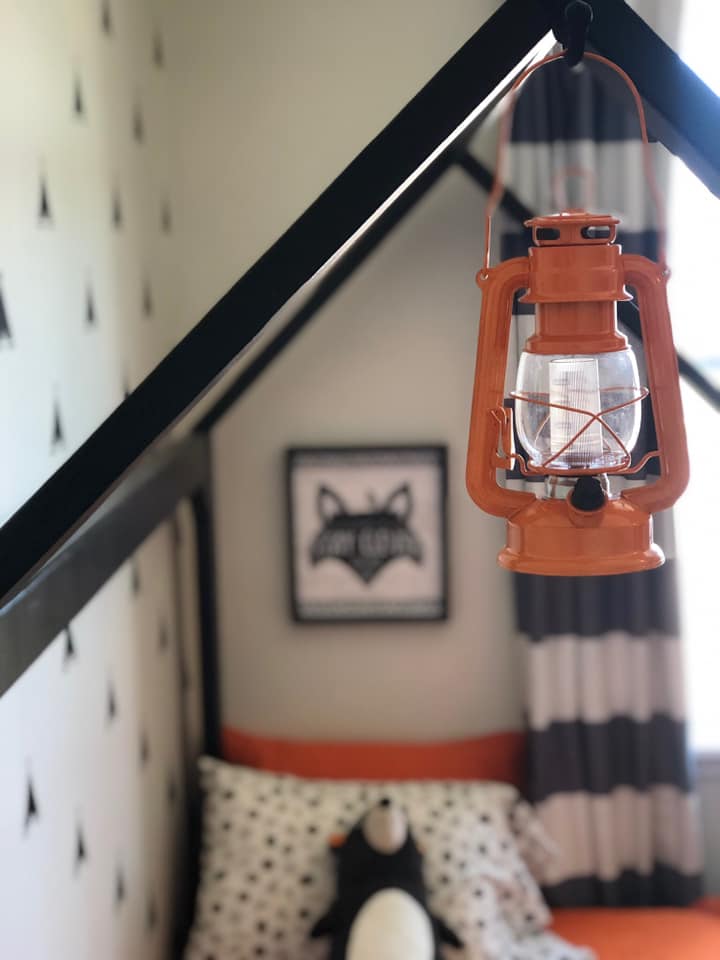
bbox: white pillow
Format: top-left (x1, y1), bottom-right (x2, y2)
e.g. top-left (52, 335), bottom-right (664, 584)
top-left (184, 758), bottom-right (593, 960)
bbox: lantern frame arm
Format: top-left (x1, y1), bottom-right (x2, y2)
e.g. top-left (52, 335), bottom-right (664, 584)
top-left (621, 254), bottom-right (690, 514)
top-left (466, 257), bottom-right (536, 518)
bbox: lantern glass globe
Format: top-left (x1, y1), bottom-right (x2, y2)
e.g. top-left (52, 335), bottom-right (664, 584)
top-left (514, 348), bottom-right (643, 471)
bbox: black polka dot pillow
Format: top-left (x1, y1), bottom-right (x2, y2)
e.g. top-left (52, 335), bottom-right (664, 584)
top-left (184, 758), bottom-right (593, 960)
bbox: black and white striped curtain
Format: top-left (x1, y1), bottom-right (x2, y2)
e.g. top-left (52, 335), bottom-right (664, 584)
top-left (499, 51), bottom-right (703, 907)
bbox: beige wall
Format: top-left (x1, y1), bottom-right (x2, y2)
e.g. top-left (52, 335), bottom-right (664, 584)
top-left (168, 0), bottom-right (502, 334)
top-left (168, 0), bottom-right (516, 740)
top-left (212, 169), bottom-right (522, 739)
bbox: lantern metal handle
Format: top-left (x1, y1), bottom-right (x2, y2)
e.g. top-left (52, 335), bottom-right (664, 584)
top-left (481, 50), bottom-right (667, 276)
top-left (551, 165), bottom-right (596, 211)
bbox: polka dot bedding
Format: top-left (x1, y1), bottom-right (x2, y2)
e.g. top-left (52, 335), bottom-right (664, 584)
top-left (185, 758), bottom-right (594, 960)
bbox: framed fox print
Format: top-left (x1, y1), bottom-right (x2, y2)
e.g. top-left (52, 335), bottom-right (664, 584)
top-left (286, 447), bottom-right (448, 622)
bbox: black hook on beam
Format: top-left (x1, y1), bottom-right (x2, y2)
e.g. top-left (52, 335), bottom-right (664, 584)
top-left (553, 1), bottom-right (593, 68)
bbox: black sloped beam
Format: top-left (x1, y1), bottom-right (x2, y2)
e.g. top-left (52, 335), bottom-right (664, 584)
top-left (195, 151), bottom-right (455, 433)
top-left (0, 435), bottom-right (209, 698)
top-left (0, 0), bottom-right (552, 605)
top-left (542, 0), bottom-right (720, 197)
top-left (196, 145), bottom-right (541, 434)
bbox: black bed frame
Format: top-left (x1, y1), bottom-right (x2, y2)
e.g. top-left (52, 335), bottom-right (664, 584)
top-left (2, 0), bottom-right (720, 768)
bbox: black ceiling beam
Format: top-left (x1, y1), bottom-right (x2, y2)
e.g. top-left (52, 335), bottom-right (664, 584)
top-left (551, 0), bottom-right (720, 197)
top-left (0, 0), bottom-right (552, 606)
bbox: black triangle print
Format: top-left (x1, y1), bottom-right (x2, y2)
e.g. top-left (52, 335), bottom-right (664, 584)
top-left (140, 730), bottom-right (150, 767)
top-left (85, 286), bottom-right (96, 326)
top-left (152, 31), bottom-right (164, 68)
top-left (39, 177), bottom-right (52, 222)
top-left (52, 400), bottom-right (65, 448)
top-left (101, 0), bottom-right (112, 34)
top-left (25, 777), bottom-right (39, 830)
top-left (142, 278), bottom-right (153, 318)
top-left (158, 620), bottom-right (169, 652)
top-left (115, 866), bottom-right (126, 907)
top-left (73, 75), bottom-right (85, 118)
top-left (146, 895), bottom-right (158, 932)
top-left (75, 824), bottom-right (87, 870)
top-left (0, 282), bottom-right (12, 344)
top-left (131, 557), bottom-right (141, 594)
top-left (161, 200), bottom-right (172, 234)
top-left (132, 103), bottom-right (144, 144)
top-left (63, 627), bottom-right (76, 665)
top-left (107, 680), bottom-right (117, 723)
top-left (112, 190), bottom-right (122, 229)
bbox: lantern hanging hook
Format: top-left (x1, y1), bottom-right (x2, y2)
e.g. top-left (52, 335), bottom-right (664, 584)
top-left (482, 50), bottom-right (667, 274)
top-left (554, 1), bottom-right (593, 69)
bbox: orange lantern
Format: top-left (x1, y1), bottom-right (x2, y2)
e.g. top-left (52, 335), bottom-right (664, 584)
top-left (466, 53), bottom-right (689, 576)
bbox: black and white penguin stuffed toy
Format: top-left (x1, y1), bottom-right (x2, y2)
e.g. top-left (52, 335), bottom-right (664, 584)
top-left (310, 797), bottom-right (463, 960)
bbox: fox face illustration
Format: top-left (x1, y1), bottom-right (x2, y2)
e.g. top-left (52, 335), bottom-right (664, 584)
top-left (310, 483), bottom-right (423, 583)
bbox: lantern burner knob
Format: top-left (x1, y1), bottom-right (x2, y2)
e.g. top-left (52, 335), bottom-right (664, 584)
top-left (570, 475), bottom-right (608, 512)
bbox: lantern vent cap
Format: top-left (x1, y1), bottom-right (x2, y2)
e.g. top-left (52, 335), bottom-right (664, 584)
top-left (525, 209), bottom-right (620, 246)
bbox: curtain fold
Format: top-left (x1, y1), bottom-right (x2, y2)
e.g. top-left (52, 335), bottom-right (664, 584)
top-left (497, 53), bottom-right (703, 908)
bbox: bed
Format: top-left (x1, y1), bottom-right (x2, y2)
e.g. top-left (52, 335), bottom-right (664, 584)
top-left (185, 728), bottom-right (720, 959)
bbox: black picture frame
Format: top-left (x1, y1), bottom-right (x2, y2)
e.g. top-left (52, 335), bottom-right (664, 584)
top-left (286, 446), bottom-right (449, 623)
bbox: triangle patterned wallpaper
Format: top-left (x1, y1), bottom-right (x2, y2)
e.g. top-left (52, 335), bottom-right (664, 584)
top-left (0, 510), bottom-right (203, 958)
top-left (0, 0), bottom-right (181, 526)
top-left (0, 2), bottom-right (201, 957)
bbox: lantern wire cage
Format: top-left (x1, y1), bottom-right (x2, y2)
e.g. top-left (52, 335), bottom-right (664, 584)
top-left (505, 387), bottom-right (659, 475)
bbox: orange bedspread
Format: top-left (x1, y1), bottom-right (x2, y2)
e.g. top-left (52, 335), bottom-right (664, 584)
top-left (552, 903), bottom-right (720, 959)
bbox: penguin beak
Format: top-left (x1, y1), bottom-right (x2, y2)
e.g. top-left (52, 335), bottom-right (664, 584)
top-left (362, 798), bottom-right (408, 854)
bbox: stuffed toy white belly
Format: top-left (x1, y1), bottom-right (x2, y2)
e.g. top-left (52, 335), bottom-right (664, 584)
top-left (310, 798), bottom-right (462, 960)
top-left (346, 889), bottom-right (434, 960)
